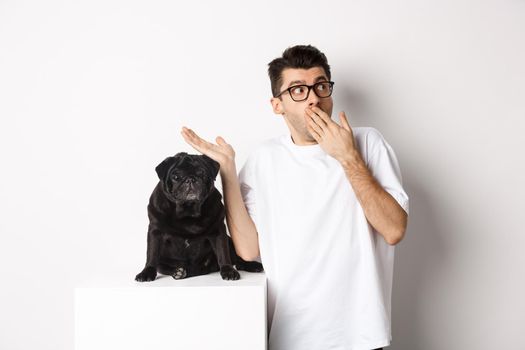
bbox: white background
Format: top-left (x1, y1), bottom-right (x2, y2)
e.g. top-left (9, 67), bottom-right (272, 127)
top-left (1, 0), bottom-right (524, 349)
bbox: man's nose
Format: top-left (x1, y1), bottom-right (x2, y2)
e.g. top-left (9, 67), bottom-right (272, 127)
top-left (307, 89), bottom-right (320, 106)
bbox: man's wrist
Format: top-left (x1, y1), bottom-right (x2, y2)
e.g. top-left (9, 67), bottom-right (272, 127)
top-left (339, 150), bottom-right (365, 173)
top-left (219, 160), bottom-right (237, 178)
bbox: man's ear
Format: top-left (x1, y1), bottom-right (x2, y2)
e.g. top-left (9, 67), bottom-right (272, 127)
top-left (270, 97), bottom-right (285, 115)
top-left (155, 152), bottom-right (188, 181)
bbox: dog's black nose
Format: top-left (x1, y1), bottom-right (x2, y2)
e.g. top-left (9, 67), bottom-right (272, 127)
top-left (186, 177), bottom-right (196, 184)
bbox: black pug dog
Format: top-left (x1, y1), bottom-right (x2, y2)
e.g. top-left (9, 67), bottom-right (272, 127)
top-left (135, 152), bottom-right (264, 282)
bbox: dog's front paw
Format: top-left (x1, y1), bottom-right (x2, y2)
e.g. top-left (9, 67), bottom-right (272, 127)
top-left (172, 267), bottom-right (187, 280)
top-left (220, 265), bottom-right (240, 281)
top-left (135, 266), bottom-right (157, 282)
top-left (236, 260), bottom-right (264, 273)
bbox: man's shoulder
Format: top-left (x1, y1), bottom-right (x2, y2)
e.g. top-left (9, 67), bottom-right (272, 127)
top-left (353, 126), bottom-right (384, 144)
top-left (352, 127), bottom-right (389, 164)
top-left (355, 126), bottom-right (391, 151)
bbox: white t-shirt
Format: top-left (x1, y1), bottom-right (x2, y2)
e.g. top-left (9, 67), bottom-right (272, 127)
top-left (237, 127), bottom-right (409, 350)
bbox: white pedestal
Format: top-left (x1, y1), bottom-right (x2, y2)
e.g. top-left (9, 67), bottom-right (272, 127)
top-left (75, 271), bottom-right (267, 350)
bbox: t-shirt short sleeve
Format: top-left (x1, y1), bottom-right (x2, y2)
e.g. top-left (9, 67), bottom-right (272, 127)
top-left (237, 155), bottom-right (258, 227)
top-left (366, 128), bottom-right (409, 216)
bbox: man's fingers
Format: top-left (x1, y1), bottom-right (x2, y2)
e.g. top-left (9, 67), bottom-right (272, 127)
top-left (181, 127), bottom-right (199, 146)
top-left (181, 127), bottom-right (224, 161)
top-left (181, 127), bottom-right (212, 152)
top-left (310, 106), bottom-right (333, 126)
top-left (305, 115), bottom-right (321, 141)
top-left (305, 114), bottom-right (324, 136)
top-left (182, 127), bottom-right (209, 146)
top-left (305, 107), bottom-right (328, 129)
top-left (339, 111), bottom-right (351, 132)
top-left (182, 127), bottom-right (203, 143)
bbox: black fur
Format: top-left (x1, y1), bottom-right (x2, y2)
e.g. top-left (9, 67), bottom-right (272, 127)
top-left (135, 152), bottom-right (263, 282)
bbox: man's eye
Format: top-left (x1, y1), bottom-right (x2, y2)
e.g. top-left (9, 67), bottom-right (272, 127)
top-left (316, 82), bottom-right (329, 91)
top-left (292, 86), bottom-right (305, 95)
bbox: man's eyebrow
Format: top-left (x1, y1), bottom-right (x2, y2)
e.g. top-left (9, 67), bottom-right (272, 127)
top-left (287, 76), bottom-right (328, 88)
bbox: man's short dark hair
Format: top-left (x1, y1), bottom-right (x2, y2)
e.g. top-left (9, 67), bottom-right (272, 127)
top-left (267, 44), bottom-right (331, 98)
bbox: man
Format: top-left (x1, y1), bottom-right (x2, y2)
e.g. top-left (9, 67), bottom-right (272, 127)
top-left (181, 45), bottom-right (409, 350)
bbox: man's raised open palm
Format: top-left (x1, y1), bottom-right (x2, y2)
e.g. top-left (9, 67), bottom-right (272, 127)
top-left (180, 126), bottom-right (235, 169)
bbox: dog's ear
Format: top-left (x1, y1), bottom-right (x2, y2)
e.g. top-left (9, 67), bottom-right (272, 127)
top-left (200, 155), bottom-right (220, 180)
top-left (155, 152), bottom-right (188, 181)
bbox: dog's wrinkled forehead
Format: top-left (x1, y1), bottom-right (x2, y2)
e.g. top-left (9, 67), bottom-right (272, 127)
top-left (155, 152), bottom-right (220, 181)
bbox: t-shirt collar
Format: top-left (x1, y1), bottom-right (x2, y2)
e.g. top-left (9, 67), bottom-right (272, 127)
top-left (282, 133), bottom-right (326, 156)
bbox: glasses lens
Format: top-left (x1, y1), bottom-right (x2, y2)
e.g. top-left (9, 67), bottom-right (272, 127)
top-left (314, 82), bottom-right (332, 97)
top-left (289, 85), bottom-right (308, 101)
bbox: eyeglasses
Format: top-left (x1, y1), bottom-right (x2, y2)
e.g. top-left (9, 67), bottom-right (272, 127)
top-left (276, 81), bottom-right (335, 102)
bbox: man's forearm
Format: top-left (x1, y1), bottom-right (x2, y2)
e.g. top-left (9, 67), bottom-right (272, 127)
top-left (339, 151), bottom-right (407, 245)
top-left (219, 162), bottom-right (260, 260)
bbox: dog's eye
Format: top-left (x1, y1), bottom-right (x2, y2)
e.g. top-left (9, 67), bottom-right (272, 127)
top-left (172, 174), bottom-right (180, 181)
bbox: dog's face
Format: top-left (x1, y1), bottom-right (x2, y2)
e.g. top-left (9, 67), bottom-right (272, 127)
top-left (155, 152), bottom-right (220, 218)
